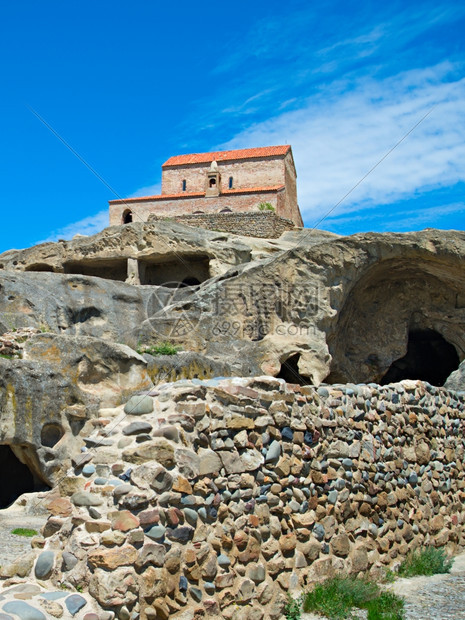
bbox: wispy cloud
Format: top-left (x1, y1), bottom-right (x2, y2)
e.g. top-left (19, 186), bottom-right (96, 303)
top-left (220, 63), bottom-right (465, 227)
top-left (179, 1), bottom-right (465, 159)
top-left (37, 210), bottom-right (109, 244)
top-left (325, 200), bottom-right (465, 232)
top-left (130, 182), bottom-right (161, 198)
top-left (35, 182), bottom-right (161, 245)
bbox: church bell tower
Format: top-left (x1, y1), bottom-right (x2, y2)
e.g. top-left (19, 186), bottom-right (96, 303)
top-left (205, 160), bottom-right (221, 197)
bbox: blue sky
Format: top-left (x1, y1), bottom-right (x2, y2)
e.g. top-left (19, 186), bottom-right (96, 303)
top-left (0, 0), bottom-right (464, 251)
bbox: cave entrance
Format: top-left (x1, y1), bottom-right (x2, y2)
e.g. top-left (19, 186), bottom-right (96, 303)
top-left (381, 329), bottom-right (459, 386)
top-left (24, 263), bottom-right (54, 272)
top-left (277, 353), bottom-right (311, 386)
top-left (138, 255), bottom-right (210, 286)
top-left (0, 446), bottom-right (36, 508)
top-left (63, 258), bottom-right (128, 282)
top-left (180, 277), bottom-right (201, 287)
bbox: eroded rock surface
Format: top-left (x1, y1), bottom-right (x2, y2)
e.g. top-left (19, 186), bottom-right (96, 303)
top-left (444, 360), bottom-right (465, 392)
top-left (138, 227), bottom-right (465, 386)
top-left (1, 223), bottom-right (463, 388)
top-left (0, 333), bottom-right (152, 487)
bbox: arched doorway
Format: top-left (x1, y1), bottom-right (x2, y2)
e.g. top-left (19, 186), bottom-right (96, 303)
top-left (381, 329), bottom-right (459, 386)
top-left (122, 210), bottom-right (133, 224)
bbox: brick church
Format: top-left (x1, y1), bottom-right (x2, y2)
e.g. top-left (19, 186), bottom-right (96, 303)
top-left (109, 145), bottom-right (303, 230)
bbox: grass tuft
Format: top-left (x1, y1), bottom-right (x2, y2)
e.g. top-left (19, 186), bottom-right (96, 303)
top-left (303, 576), bottom-right (405, 619)
top-left (285, 593), bottom-right (302, 620)
top-left (137, 342), bottom-right (181, 356)
top-left (365, 592), bottom-right (405, 620)
top-left (11, 528), bottom-right (38, 537)
top-left (398, 546), bottom-right (452, 577)
top-left (303, 576), bottom-right (379, 618)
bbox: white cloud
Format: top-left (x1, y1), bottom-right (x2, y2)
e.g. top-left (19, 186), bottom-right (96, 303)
top-left (37, 210), bottom-right (109, 244)
top-left (325, 201), bottom-right (465, 232)
top-left (37, 183), bottom-right (161, 246)
top-left (130, 182), bottom-right (161, 198)
top-left (220, 63), bottom-right (465, 226)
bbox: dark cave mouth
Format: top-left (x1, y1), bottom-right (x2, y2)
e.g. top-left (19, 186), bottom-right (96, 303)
top-left (0, 445), bottom-right (38, 509)
top-left (380, 329), bottom-right (459, 387)
top-left (277, 353), bottom-right (311, 386)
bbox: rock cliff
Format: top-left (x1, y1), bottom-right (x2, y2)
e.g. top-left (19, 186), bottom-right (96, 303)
top-left (0, 222), bottom-right (463, 388)
top-left (0, 220), bottom-right (464, 619)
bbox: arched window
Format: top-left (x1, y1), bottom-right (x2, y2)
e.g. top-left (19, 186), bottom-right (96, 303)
top-left (219, 207), bottom-right (232, 213)
top-left (182, 179), bottom-right (187, 191)
top-left (228, 176), bottom-right (233, 189)
top-left (193, 210), bottom-right (204, 214)
top-left (209, 178), bottom-right (216, 187)
top-left (122, 210), bottom-right (133, 224)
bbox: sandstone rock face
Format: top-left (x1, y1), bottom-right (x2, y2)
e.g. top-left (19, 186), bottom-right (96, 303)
top-left (444, 360), bottom-right (465, 392)
top-left (1, 224), bottom-right (463, 387)
top-left (0, 222), bottom-right (464, 619)
top-left (0, 270), bottom-right (153, 347)
top-left (144, 351), bottom-right (232, 384)
top-left (0, 220), bottom-right (254, 281)
top-left (0, 333), bottom-right (152, 487)
top-left (0, 355), bottom-right (95, 488)
top-left (137, 228), bottom-right (465, 386)
top-left (24, 333), bottom-right (152, 407)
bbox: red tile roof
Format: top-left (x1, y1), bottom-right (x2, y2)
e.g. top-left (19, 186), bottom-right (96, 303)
top-left (109, 192), bottom-right (204, 204)
top-left (109, 185), bottom-right (284, 204)
top-left (162, 145), bottom-right (291, 167)
top-left (223, 185), bottom-right (284, 195)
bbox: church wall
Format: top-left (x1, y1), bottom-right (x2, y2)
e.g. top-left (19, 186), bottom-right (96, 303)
top-left (283, 153), bottom-right (303, 226)
top-left (161, 156), bottom-right (286, 195)
top-left (109, 190), bottom-right (283, 226)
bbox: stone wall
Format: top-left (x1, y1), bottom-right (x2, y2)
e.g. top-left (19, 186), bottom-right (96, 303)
top-left (10, 376), bottom-right (465, 620)
top-left (148, 211), bottom-right (297, 238)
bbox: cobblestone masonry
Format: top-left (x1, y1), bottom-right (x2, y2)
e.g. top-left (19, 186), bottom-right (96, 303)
top-left (148, 211), bottom-right (297, 238)
top-left (1, 376), bottom-right (465, 620)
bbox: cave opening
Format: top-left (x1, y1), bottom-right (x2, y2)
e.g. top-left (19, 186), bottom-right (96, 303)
top-left (0, 446), bottom-right (36, 508)
top-left (138, 255), bottom-right (210, 286)
top-left (64, 259), bottom-right (128, 282)
top-left (380, 329), bottom-right (459, 386)
top-left (277, 353), bottom-right (311, 386)
top-left (24, 263), bottom-right (55, 272)
top-left (180, 277), bottom-right (201, 287)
